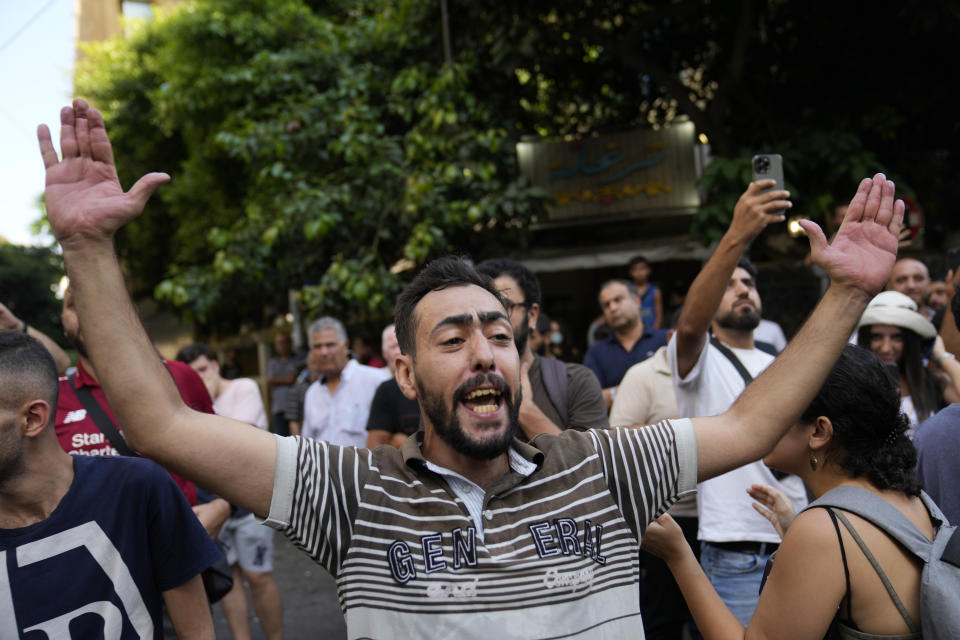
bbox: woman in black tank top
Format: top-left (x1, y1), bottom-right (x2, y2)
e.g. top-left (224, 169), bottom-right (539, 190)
top-left (643, 345), bottom-right (935, 639)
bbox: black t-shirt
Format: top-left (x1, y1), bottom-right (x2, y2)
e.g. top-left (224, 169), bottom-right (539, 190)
top-left (365, 378), bottom-right (421, 436)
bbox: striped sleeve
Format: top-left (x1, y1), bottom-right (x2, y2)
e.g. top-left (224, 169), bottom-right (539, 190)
top-left (260, 434), bottom-right (368, 575)
top-left (589, 419), bottom-right (697, 536)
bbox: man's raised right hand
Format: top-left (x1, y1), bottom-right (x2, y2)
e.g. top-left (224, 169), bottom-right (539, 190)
top-left (38, 98), bottom-right (169, 249)
top-left (728, 179), bottom-right (791, 245)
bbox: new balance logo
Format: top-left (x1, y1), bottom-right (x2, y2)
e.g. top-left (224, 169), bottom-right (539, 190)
top-left (63, 409), bottom-right (87, 424)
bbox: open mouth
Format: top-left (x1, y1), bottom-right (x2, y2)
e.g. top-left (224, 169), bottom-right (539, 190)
top-left (461, 386), bottom-right (504, 416)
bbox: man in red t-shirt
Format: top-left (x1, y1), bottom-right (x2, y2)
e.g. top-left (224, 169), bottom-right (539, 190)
top-left (55, 287), bottom-right (226, 526)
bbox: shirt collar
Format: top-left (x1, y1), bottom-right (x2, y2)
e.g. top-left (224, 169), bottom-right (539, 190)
top-left (605, 327), bottom-right (652, 346)
top-left (322, 358), bottom-right (357, 386)
top-left (72, 359), bottom-right (100, 389)
top-left (652, 346), bottom-right (671, 374)
top-left (401, 430), bottom-right (543, 475)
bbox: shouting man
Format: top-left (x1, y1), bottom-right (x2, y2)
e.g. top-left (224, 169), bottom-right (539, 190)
top-left (38, 99), bottom-right (901, 639)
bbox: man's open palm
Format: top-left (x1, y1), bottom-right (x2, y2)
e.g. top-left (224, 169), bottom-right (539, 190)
top-left (38, 99), bottom-right (169, 246)
top-left (801, 173), bottom-right (903, 297)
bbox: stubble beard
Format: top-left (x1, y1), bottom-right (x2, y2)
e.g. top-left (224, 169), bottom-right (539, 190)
top-left (0, 419), bottom-right (26, 486)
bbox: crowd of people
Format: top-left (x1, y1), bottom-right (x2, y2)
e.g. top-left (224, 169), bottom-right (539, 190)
top-left (1, 98), bottom-right (957, 640)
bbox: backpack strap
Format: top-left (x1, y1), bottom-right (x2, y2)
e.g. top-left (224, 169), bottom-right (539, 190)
top-left (68, 375), bottom-right (137, 457)
top-left (806, 486), bottom-right (935, 562)
top-left (754, 340), bottom-right (779, 356)
top-left (538, 356), bottom-right (569, 427)
top-left (708, 337), bottom-right (787, 480)
top-left (709, 336), bottom-right (754, 386)
top-left (831, 508), bottom-right (919, 633)
top-left (823, 507), bottom-right (855, 623)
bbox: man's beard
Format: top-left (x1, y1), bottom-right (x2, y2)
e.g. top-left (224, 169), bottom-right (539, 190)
top-left (65, 328), bottom-right (89, 359)
top-left (715, 304), bottom-right (761, 332)
top-left (0, 418), bottom-right (26, 486)
top-left (417, 373), bottom-right (521, 460)
top-left (513, 322), bottom-right (530, 357)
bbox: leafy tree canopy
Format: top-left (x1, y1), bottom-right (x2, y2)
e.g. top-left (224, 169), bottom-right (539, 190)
top-left (76, 0), bottom-right (958, 333)
top-left (77, 0), bottom-right (543, 333)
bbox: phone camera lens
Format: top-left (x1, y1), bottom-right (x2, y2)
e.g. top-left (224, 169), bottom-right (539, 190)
top-left (754, 157), bottom-right (770, 174)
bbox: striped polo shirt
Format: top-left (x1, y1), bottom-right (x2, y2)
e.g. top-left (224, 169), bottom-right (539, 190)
top-left (263, 419), bottom-right (697, 639)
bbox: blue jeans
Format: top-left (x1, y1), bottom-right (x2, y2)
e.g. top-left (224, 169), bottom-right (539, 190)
top-left (700, 542), bottom-right (773, 626)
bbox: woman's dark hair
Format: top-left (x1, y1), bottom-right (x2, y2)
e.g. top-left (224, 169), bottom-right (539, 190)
top-left (801, 344), bottom-right (920, 496)
top-left (856, 325), bottom-right (942, 422)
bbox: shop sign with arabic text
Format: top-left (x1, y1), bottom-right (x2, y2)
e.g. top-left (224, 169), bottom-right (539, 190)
top-left (516, 122), bottom-right (700, 220)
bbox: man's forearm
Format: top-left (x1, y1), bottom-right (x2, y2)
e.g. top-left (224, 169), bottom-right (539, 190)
top-left (678, 231), bottom-right (748, 338)
top-left (666, 549), bottom-right (745, 640)
top-left (63, 240), bottom-right (185, 450)
top-left (696, 283), bottom-right (871, 480)
top-left (26, 326), bottom-right (72, 374)
top-left (519, 401), bottom-right (563, 438)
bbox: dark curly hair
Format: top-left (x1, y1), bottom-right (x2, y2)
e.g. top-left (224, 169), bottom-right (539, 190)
top-left (801, 344), bottom-right (920, 496)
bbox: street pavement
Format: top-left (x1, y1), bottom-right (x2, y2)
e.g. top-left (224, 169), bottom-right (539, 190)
top-left (212, 532), bottom-right (347, 639)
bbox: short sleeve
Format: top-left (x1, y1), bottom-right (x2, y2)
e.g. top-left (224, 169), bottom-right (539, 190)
top-left (588, 419), bottom-right (698, 537)
top-left (365, 379), bottom-right (398, 433)
top-left (223, 378), bottom-right (268, 429)
top-left (166, 360), bottom-right (215, 414)
top-left (583, 347), bottom-right (605, 388)
top-left (564, 363), bottom-right (609, 430)
top-left (668, 332), bottom-right (709, 391)
top-left (260, 435), bottom-right (367, 574)
top-left (146, 463), bottom-right (221, 591)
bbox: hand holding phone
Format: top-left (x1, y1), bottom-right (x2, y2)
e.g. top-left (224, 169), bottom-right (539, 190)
top-left (752, 154), bottom-right (786, 215)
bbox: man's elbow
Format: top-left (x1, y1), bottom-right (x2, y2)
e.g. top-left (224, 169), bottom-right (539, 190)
top-left (125, 403), bottom-right (190, 454)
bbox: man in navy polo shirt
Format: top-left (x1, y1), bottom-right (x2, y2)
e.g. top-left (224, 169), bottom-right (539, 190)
top-left (584, 279), bottom-right (669, 409)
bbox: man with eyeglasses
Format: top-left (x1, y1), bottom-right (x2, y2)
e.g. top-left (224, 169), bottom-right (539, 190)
top-left (585, 279), bottom-right (670, 409)
top-left (477, 259), bottom-right (608, 438)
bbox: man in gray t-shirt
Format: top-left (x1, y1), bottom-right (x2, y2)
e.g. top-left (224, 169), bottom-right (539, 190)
top-left (477, 258), bottom-right (608, 436)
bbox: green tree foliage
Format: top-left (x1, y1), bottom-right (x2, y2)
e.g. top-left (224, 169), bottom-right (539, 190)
top-left (77, 0), bottom-right (958, 334)
top-left (0, 243), bottom-right (64, 342)
top-left (76, 0), bottom-right (543, 331)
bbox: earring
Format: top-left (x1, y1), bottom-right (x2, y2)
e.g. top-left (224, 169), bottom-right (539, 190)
top-left (809, 454), bottom-right (819, 472)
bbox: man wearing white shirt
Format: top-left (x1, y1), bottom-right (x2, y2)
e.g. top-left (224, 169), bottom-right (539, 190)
top-left (302, 317), bottom-right (391, 447)
top-left (670, 182), bottom-right (808, 626)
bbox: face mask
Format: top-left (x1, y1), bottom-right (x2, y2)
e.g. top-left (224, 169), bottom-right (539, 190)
top-left (550, 332), bottom-right (563, 345)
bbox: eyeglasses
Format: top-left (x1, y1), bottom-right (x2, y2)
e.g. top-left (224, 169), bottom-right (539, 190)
top-left (504, 300), bottom-right (532, 314)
